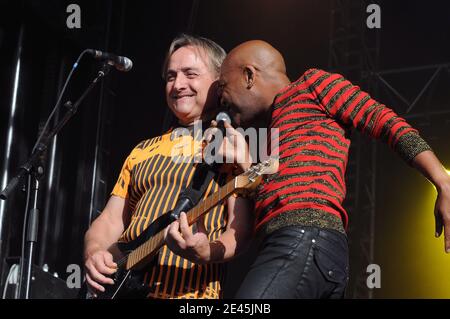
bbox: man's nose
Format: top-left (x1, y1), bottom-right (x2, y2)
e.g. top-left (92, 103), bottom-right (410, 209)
top-left (173, 74), bottom-right (187, 91)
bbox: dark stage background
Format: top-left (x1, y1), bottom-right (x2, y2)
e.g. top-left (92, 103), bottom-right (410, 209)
top-left (0, 0), bottom-right (449, 298)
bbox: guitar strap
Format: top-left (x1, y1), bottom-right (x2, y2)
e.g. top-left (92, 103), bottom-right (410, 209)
top-left (169, 161), bottom-right (218, 221)
top-left (170, 119), bottom-right (227, 221)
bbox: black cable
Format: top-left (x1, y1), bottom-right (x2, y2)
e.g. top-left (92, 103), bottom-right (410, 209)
top-left (16, 174), bottom-right (31, 298)
top-left (31, 49), bottom-right (90, 153)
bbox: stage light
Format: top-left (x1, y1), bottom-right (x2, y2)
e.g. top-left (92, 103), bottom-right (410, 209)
top-left (382, 167), bottom-right (450, 298)
top-left (410, 169), bottom-right (450, 298)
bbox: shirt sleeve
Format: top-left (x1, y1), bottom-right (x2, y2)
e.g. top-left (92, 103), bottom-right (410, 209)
top-left (304, 68), bottom-right (432, 164)
top-left (111, 151), bottom-right (134, 199)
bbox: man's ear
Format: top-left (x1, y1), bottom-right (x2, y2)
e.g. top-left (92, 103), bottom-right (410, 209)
top-left (243, 65), bottom-right (256, 89)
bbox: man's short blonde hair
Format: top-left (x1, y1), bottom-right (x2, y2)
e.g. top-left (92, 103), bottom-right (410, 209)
top-left (162, 33), bottom-right (226, 80)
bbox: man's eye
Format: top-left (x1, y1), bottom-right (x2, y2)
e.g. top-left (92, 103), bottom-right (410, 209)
top-left (166, 75), bottom-right (175, 82)
top-left (186, 73), bottom-right (198, 78)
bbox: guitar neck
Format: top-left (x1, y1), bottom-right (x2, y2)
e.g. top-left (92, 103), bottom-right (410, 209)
top-left (185, 177), bottom-right (236, 224)
top-left (125, 176), bottom-right (237, 270)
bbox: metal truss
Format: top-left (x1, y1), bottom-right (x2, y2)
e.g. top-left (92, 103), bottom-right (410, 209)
top-left (329, 0), bottom-right (380, 299)
top-left (330, 0), bottom-right (450, 299)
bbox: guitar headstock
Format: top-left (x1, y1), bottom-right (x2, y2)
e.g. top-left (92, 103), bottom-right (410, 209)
top-left (234, 157), bottom-right (279, 195)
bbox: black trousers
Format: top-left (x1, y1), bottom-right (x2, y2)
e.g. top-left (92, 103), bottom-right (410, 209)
top-left (234, 225), bottom-right (349, 299)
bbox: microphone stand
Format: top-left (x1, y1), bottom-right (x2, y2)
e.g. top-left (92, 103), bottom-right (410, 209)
top-left (0, 62), bottom-right (112, 299)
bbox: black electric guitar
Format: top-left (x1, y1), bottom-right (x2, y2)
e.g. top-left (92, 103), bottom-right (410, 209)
top-left (83, 158), bottom-right (278, 299)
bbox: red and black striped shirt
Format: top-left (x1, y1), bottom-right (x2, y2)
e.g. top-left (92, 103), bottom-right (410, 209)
top-left (256, 68), bottom-right (431, 235)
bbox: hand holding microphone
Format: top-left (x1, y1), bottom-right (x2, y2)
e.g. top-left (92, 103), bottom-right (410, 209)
top-left (203, 112), bottom-right (253, 171)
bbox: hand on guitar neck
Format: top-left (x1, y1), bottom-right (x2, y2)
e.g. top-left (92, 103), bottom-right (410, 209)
top-left (164, 212), bottom-right (215, 264)
top-left (164, 159), bottom-right (279, 265)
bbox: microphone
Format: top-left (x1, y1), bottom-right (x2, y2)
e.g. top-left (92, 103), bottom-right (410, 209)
top-left (215, 111), bottom-right (231, 137)
top-left (216, 111), bottom-right (231, 126)
top-left (201, 112), bottom-right (231, 166)
top-left (87, 49), bottom-right (133, 72)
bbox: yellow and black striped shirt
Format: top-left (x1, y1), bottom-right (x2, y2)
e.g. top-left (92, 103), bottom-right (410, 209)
top-left (111, 127), bottom-right (230, 299)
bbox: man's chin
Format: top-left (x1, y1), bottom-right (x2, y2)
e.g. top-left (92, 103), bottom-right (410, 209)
top-left (172, 104), bottom-right (195, 116)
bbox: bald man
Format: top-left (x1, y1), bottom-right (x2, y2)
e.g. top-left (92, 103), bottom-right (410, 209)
top-left (217, 40), bottom-right (450, 299)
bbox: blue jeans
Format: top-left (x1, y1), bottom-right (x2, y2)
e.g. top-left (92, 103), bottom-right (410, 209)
top-left (234, 225), bottom-right (349, 299)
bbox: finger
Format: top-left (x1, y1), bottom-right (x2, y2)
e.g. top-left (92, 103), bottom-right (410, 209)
top-left (168, 220), bottom-right (180, 236)
top-left (93, 259), bottom-right (117, 276)
top-left (210, 120), bottom-right (218, 127)
top-left (444, 223), bottom-right (450, 253)
top-left (85, 272), bottom-right (105, 293)
top-left (88, 263), bottom-right (115, 285)
top-left (223, 121), bottom-right (233, 129)
top-left (163, 225), bottom-right (170, 240)
top-left (435, 207), bottom-right (444, 238)
top-left (223, 121), bottom-right (233, 138)
top-left (86, 273), bottom-right (103, 294)
top-left (103, 253), bottom-right (117, 270)
top-left (179, 212), bottom-right (193, 238)
top-left (204, 127), bottom-right (220, 143)
top-left (443, 215), bottom-right (450, 253)
top-left (223, 136), bottom-right (237, 164)
top-left (168, 221), bottom-right (185, 246)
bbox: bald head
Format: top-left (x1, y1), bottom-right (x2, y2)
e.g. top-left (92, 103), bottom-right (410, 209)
top-left (219, 40), bottom-right (290, 128)
top-left (225, 40), bottom-right (287, 76)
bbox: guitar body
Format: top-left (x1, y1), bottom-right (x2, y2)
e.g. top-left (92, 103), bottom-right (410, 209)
top-left (81, 212), bottom-right (174, 299)
top-left (79, 251), bottom-right (153, 299)
top-left (96, 263), bottom-right (149, 299)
